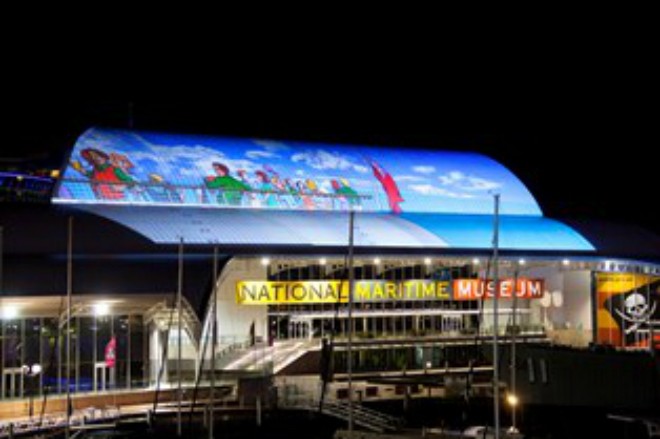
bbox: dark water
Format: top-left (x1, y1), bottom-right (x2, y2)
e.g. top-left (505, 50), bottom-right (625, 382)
top-left (41, 400), bottom-right (655, 439)
top-left (371, 398), bottom-right (654, 439)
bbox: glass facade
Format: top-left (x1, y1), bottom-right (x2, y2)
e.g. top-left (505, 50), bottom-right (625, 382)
top-left (0, 310), bottom-right (150, 400)
top-left (265, 261), bottom-right (485, 342)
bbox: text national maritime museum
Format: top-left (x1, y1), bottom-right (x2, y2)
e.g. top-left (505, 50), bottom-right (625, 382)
top-left (1, 128), bottom-right (658, 406)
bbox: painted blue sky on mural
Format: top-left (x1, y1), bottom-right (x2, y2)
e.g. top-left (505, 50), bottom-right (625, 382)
top-left (55, 128), bottom-right (543, 216)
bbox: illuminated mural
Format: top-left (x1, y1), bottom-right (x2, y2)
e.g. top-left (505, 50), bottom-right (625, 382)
top-left (55, 128), bottom-right (543, 216)
top-left (54, 128), bottom-right (596, 250)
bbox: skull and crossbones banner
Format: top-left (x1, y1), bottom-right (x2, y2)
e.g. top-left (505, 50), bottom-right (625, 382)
top-left (596, 273), bottom-right (660, 348)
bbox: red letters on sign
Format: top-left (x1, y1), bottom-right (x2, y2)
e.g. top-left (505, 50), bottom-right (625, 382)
top-left (452, 278), bottom-right (545, 300)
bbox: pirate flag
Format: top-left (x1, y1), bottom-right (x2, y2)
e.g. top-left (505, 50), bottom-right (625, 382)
top-left (601, 276), bottom-right (660, 348)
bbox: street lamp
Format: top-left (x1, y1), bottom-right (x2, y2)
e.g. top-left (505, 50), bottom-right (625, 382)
top-left (22, 363), bottom-right (42, 420)
top-left (506, 392), bottom-right (518, 407)
top-left (506, 393), bottom-right (520, 435)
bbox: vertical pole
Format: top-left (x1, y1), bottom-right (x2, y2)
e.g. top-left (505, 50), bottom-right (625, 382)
top-left (66, 216), bottom-right (73, 439)
top-left (511, 266), bottom-right (519, 432)
top-left (0, 225), bottom-right (3, 296)
top-left (1, 322), bottom-right (4, 399)
top-left (177, 238), bottom-right (183, 437)
top-left (648, 280), bottom-right (655, 354)
top-left (492, 194), bottom-right (500, 439)
top-left (346, 211), bottom-right (355, 437)
top-left (209, 246), bottom-right (218, 439)
top-left (93, 316), bottom-right (98, 392)
top-left (39, 317), bottom-right (44, 395)
top-left (127, 314), bottom-right (132, 389)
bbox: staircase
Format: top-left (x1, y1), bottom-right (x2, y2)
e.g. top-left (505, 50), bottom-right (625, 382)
top-left (279, 380), bottom-right (402, 433)
top-left (218, 339), bottom-right (319, 373)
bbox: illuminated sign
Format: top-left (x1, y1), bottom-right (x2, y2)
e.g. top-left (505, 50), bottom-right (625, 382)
top-left (452, 278), bottom-right (545, 300)
top-left (236, 281), bottom-right (349, 305)
top-left (236, 279), bottom-right (544, 305)
top-left (354, 280), bottom-right (451, 301)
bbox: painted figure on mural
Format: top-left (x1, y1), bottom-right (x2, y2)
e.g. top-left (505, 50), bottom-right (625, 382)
top-left (369, 159), bottom-right (404, 214)
top-left (70, 148), bottom-right (135, 200)
top-left (331, 178), bottom-right (360, 210)
top-left (255, 170), bottom-right (278, 207)
top-left (146, 173), bottom-right (182, 203)
top-left (205, 162), bottom-right (251, 206)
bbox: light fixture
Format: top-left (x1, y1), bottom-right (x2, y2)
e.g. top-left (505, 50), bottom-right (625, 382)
top-left (260, 257), bottom-right (271, 266)
top-left (1, 305), bottom-right (19, 320)
top-left (518, 258), bottom-right (526, 266)
top-left (93, 302), bottom-right (110, 317)
top-left (423, 257), bottom-right (432, 266)
top-left (472, 258), bottom-right (480, 265)
top-left (551, 290), bottom-right (564, 308)
top-left (319, 257), bottom-right (327, 265)
top-left (506, 393), bottom-right (519, 407)
top-left (562, 259), bottom-right (570, 266)
top-left (373, 257), bottom-right (381, 265)
top-left (23, 364), bottom-right (42, 376)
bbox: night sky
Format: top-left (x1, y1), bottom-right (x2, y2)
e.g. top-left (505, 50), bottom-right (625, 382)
top-left (3, 44), bottom-right (657, 237)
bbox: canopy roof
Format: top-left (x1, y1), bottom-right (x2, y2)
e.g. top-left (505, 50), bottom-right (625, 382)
top-left (75, 205), bottom-right (594, 251)
top-left (52, 128), bottom-right (594, 252)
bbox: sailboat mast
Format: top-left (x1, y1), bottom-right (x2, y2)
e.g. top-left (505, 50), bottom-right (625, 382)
top-left (492, 194), bottom-right (501, 439)
top-left (177, 238), bottom-right (183, 436)
top-left (511, 264), bottom-right (519, 432)
top-left (209, 246), bottom-right (218, 439)
top-left (346, 210), bottom-right (355, 436)
top-left (65, 216), bottom-right (73, 439)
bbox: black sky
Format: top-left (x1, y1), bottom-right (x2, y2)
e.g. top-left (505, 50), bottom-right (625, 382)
top-left (3, 29), bottom-right (658, 237)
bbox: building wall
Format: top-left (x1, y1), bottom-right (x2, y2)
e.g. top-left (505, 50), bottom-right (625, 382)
top-left (214, 258), bottom-right (268, 345)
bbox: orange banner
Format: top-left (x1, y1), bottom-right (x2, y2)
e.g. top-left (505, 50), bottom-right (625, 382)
top-left (452, 278), bottom-right (545, 300)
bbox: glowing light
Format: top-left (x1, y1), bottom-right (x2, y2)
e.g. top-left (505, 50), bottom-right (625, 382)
top-left (260, 257), bottom-right (271, 266)
top-left (551, 290), bottom-right (564, 308)
top-left (373, 258), bottom-right (381, 265)
top-left (423, 257), bottom-right (432, 266)
top-left (472, 258), bottom-right (480, 265)
top-left (93, 302), bottom-right (110, 316)
top-left (562, 259), bottom-right (570, 266)
top-left (1, 305), bottom-right (19, 320)
top-left (319, 258), bottom-right (327, 265)
top-left (518, 259), bottom-right (526, 266)
top-left (506, 393), bottom-right (519, 407)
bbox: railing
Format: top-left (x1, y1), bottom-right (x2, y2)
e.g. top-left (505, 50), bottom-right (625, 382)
top-left (57, 178), bottom-right (381, 211)
top-left (278, 381), bottom-right (402, 433)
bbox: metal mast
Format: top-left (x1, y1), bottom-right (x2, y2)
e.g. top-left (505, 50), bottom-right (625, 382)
top-left (65, 216), bottom-right (73, 439)
top-left (209, 246), bottom-right (218, 439)
top-left (346, 210), bottom-right (356, 437)
top-left (177, 238), bottom-right (183, 436)
top-left (492, 194), bottom-right (501, 439)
